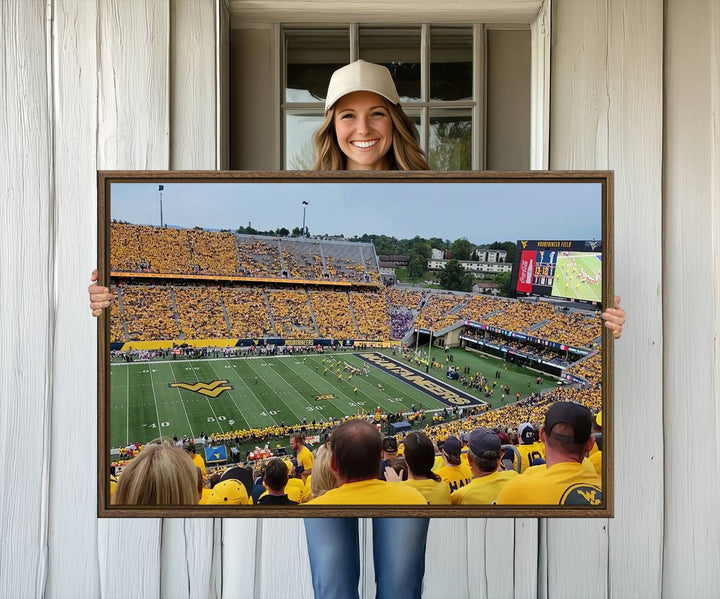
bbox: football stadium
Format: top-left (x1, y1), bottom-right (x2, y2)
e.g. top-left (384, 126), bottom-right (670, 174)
top-left (107, 208), bottom-right (605, 506)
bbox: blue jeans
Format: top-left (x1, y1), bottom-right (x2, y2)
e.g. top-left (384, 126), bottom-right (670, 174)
top-left (304, 517), bottom-right (430, 599)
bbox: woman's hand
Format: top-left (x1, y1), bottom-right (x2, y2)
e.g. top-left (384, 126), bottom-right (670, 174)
top-left (601, 295), bottom-right (625, 339)
top-left (89, 269), bottom-right (112, 317)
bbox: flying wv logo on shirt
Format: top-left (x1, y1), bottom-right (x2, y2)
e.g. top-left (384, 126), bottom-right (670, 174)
top-left (168, 380), bottom-right (234, 398)
top-left (560, 484), bottom-right (602, 506)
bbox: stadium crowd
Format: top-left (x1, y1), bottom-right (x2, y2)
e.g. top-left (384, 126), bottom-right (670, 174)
top-left (309, 290), bottom-right (358, 339)
top-left (120, 285), bottom-right (180, 341)
top-left (111, 394), bottom-right (603, 509)
top-left (111, 223), bottom-right (382, 283)
top-left (222, 287), bottom-right (275, 338)
top-left (174, 286), bottom-right (228, 339)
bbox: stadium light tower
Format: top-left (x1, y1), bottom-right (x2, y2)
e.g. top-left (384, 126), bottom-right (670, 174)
top-left (159, 184), bottom-right (164, 227)
top-left (301, 200), bottom-right (309, 236)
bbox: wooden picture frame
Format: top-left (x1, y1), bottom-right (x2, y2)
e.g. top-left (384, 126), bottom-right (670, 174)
top-left (98, 170), bottom-right (613, 518)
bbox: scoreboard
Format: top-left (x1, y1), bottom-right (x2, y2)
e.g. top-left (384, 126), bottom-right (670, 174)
top-left (510, 239), bottom-right (602, 304)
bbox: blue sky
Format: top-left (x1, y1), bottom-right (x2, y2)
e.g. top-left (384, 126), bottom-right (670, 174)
top-left (110, 180), bottom-right (602, 245)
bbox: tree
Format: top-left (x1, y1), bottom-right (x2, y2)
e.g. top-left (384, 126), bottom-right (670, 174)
top-left (451, 238), bottom-right (474, 261)
top-left (439, 259), bottom-right (475, 292)
top-left (411, 241), bottom-right (432, 260)
top-left (291, 227), bottom-right (303, 237)
top-left (406, 251), bottom-right (428, 279)
top-left (276, 227), bottom-right (290, 237)
top-left (427, 237), bottom-right (448, 251)
top-left (493, 271), bottom-right (512, 297)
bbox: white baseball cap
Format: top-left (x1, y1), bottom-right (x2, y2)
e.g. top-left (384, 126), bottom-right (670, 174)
top-left (324, 60), bottom-right (400, 112)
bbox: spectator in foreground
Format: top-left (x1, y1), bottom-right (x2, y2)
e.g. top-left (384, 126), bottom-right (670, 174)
top-left (112, 443), bottom-right (199, 506)
top-left (255, 457), bottom-right (298, 505)
top-left (309, 444), bottom-right (336, 500)
top-left (385, 431), bottom-right (450, 505)
top-left (206, 479), bottom-right (250, 505)
top-left (450, 428), bottom-right (518, 505)
top-left (307, 419), bottom-right (425, 506)
top-left (436, 435), bottom-right (472, 494)
top-left (496, 402), bottom-right (602, 505)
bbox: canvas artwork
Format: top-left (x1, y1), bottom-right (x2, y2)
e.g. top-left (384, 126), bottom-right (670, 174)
top-left (97, 171), bottom-right (613, 517)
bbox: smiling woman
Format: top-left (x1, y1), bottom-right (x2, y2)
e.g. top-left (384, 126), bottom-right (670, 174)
top-left (333, 91), bottom-right (394, 170)
top-left (311, 60), bottom-right (430, 171)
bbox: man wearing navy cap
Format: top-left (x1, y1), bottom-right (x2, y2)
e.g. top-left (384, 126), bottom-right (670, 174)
top-left (496, 402), bottom-right (602, 505)
top-left (451, 428), bottom-right (518, 505)
top-left (436, 435), bottom-right (472, 494)
top-left (513, 422), bottom-right (546, 473)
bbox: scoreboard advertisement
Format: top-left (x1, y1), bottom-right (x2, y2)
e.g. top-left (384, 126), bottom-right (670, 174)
top-left (510, 240), bottom-right (602, 304)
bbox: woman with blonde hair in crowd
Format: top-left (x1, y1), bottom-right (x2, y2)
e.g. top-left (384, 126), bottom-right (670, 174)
top-left (112, 442), bottom-right (199, 506)
top-left (309, 443), bottom-right (336, 500)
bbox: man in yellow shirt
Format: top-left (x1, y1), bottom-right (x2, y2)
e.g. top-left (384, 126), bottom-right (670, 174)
top-left (307, 419), bottom-right (426, 505)
top-left (436, 436), bottom-right (472, 494)
top-left (451, 427), bottom-right (517, 505)
top-left (186, 444), bottom-right (207, 485)
top-left (496, 402), bottom-right (602, 505)
top-left (290, 433), bottom-right (313, 480)
top-left (513, 423), bottom-right (546, 473)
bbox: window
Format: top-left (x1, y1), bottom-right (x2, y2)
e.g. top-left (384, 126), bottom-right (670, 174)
top-left (282, 24), bottom-right (528, 171)
top-left (229, 23), bottom-right (531, 171)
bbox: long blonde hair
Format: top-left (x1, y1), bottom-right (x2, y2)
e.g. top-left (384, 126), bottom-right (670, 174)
top-left (112, 443), bottom-right (199, 505)
top-left (312, 100), bottom-right (430, 171)
top-left (310, 444), bottom-right (337, 498)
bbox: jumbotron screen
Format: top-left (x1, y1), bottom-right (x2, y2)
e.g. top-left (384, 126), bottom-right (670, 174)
top-left (510, 240), bottom-right (602, 304)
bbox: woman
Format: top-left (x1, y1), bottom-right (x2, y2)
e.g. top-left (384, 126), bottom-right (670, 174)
top-left (385, 431), bottom-right (451, 505)
top-left (309, 443), bottom-right (336, 500)
top-left (88, 59), bottom-right (626, 598)
top-left (112, 442), bottom-right (199, 506)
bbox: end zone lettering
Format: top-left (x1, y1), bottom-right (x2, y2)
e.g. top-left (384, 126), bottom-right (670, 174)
top-left (358, 353), bottom-right (483, 407)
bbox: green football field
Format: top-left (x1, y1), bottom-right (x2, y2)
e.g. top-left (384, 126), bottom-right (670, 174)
top-left (109, 348), bottom-right (554, 448)
top-left (552, 252), bottom-right (602, 303)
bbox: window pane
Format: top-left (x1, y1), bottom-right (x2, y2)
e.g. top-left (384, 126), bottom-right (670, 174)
top-left (486, 29), bottom-right (530, 169)
top-left (359, 28), bottom-right (421, 102)
top-left (430, 27), bottom-right (473, 101)
top-left (285, 112), bottom-right (324, 170)
top-left (402, 109), bottom-right (423, 149)
top-left (429, 109), bottom-right (472, 170)
top-left (285, 30), bottom-right (350, 103)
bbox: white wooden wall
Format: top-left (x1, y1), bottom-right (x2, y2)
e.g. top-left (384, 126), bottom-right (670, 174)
top-left (1, 0), bottom-right (718, 597)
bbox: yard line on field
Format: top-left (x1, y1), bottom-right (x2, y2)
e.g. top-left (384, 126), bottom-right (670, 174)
top-left (147, 366), bottom-right (163, 434)
top-left (166, 362), bottom-right (195, 437)
top-left (243, 359), bottom-right (308, 424)
top-left (206, 360), bottom-right (272, 429)
top-left (126, 365), bottom-right (130, 446)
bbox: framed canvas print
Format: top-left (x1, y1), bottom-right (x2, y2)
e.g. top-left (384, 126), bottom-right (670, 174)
top-left (97, 170), bottom-right (614, 518)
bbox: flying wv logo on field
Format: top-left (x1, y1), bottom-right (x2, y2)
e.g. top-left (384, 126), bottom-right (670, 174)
top-left (168, 380), bottom-right (234, 398)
